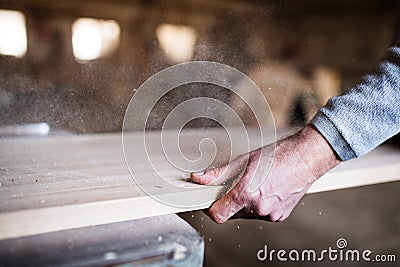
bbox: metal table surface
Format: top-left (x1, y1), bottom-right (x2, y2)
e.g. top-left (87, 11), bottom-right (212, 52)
top-left (0, 213), bottom-right (204, 267)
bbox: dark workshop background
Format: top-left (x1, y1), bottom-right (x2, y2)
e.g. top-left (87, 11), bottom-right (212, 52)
top-left (0, 0), bottom-right (399, 266)
top-left (1, 0), bottom-right (400, 133)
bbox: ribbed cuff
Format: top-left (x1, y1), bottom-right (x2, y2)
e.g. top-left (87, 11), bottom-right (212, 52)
top-left (311, 111), bottom-right (357, 161)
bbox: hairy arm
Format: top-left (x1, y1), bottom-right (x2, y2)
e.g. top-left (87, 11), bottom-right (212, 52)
top-left (191, 40), bottom-right (400, 223)
top-left (191, 124), bottom-right (340, 223)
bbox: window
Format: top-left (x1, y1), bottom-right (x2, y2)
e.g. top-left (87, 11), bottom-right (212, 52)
top-left (156, 23), bottom-right (197, 63)
top-left (71, 18), bottom-right (120, 62)
top-left (0, 10), bottom-right (27, 57)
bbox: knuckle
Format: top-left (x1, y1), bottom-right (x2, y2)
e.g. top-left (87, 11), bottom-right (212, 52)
top-left (278, 216), bottom-right (287, 222)
top-left (232, 190), bottom-right (249, 206)
top-left (252, 202), bottom-right (268, 216)
top-left (253, 207), bottom-right (264, 217)
top-left (269, 212), bottom-right (281, 222)
top-left (210, 166), bottom-right (223, 177)
top-left (208, 207), bottom-right (226, 224)
top-left (250, 195), bottom-right (275, 216)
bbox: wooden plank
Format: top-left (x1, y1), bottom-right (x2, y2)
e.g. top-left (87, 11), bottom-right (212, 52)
top-left (0, 130), bottom-right (399, 240)
top-left (0, 190), bottom-right (222, 241)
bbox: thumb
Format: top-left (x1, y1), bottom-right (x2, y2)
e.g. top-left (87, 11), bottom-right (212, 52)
top-left (190, 155), bottom-right (247, 185)
top-left (190, 164), bottom-right (229, 185)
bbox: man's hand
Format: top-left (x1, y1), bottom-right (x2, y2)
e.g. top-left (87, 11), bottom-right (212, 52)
top-left (190, 124), bottom-right (340, 223)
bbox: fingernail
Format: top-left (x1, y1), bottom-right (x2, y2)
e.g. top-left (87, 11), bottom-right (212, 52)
top-left (192, 171), bottom-right (205, 176)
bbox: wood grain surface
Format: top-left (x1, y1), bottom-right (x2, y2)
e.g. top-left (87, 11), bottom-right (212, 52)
top-left (0, 130), bottom-right (399, 240)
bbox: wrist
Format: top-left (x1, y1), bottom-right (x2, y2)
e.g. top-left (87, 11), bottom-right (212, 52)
top-left (295, 124), bottom-right (340, 182)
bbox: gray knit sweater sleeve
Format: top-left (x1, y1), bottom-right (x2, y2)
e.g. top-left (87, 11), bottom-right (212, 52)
top-left (311, 41), bottom-right (400, 161)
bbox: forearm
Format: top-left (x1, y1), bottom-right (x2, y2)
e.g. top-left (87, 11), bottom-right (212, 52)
top-left (297, 124), bottom-right (340, 181)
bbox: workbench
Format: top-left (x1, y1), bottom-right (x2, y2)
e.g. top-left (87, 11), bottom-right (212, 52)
top-left (0, 131), bottom-right (399, 266)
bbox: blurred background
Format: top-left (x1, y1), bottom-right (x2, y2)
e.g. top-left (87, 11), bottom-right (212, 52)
top-left (0, 0), bottom-right (399, 133)
top-left (0, 0), bottom-right (399, 266)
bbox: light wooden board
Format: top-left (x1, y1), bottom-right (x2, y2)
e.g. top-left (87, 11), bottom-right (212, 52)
top-left (0, 131), bottom-right (399, 240)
